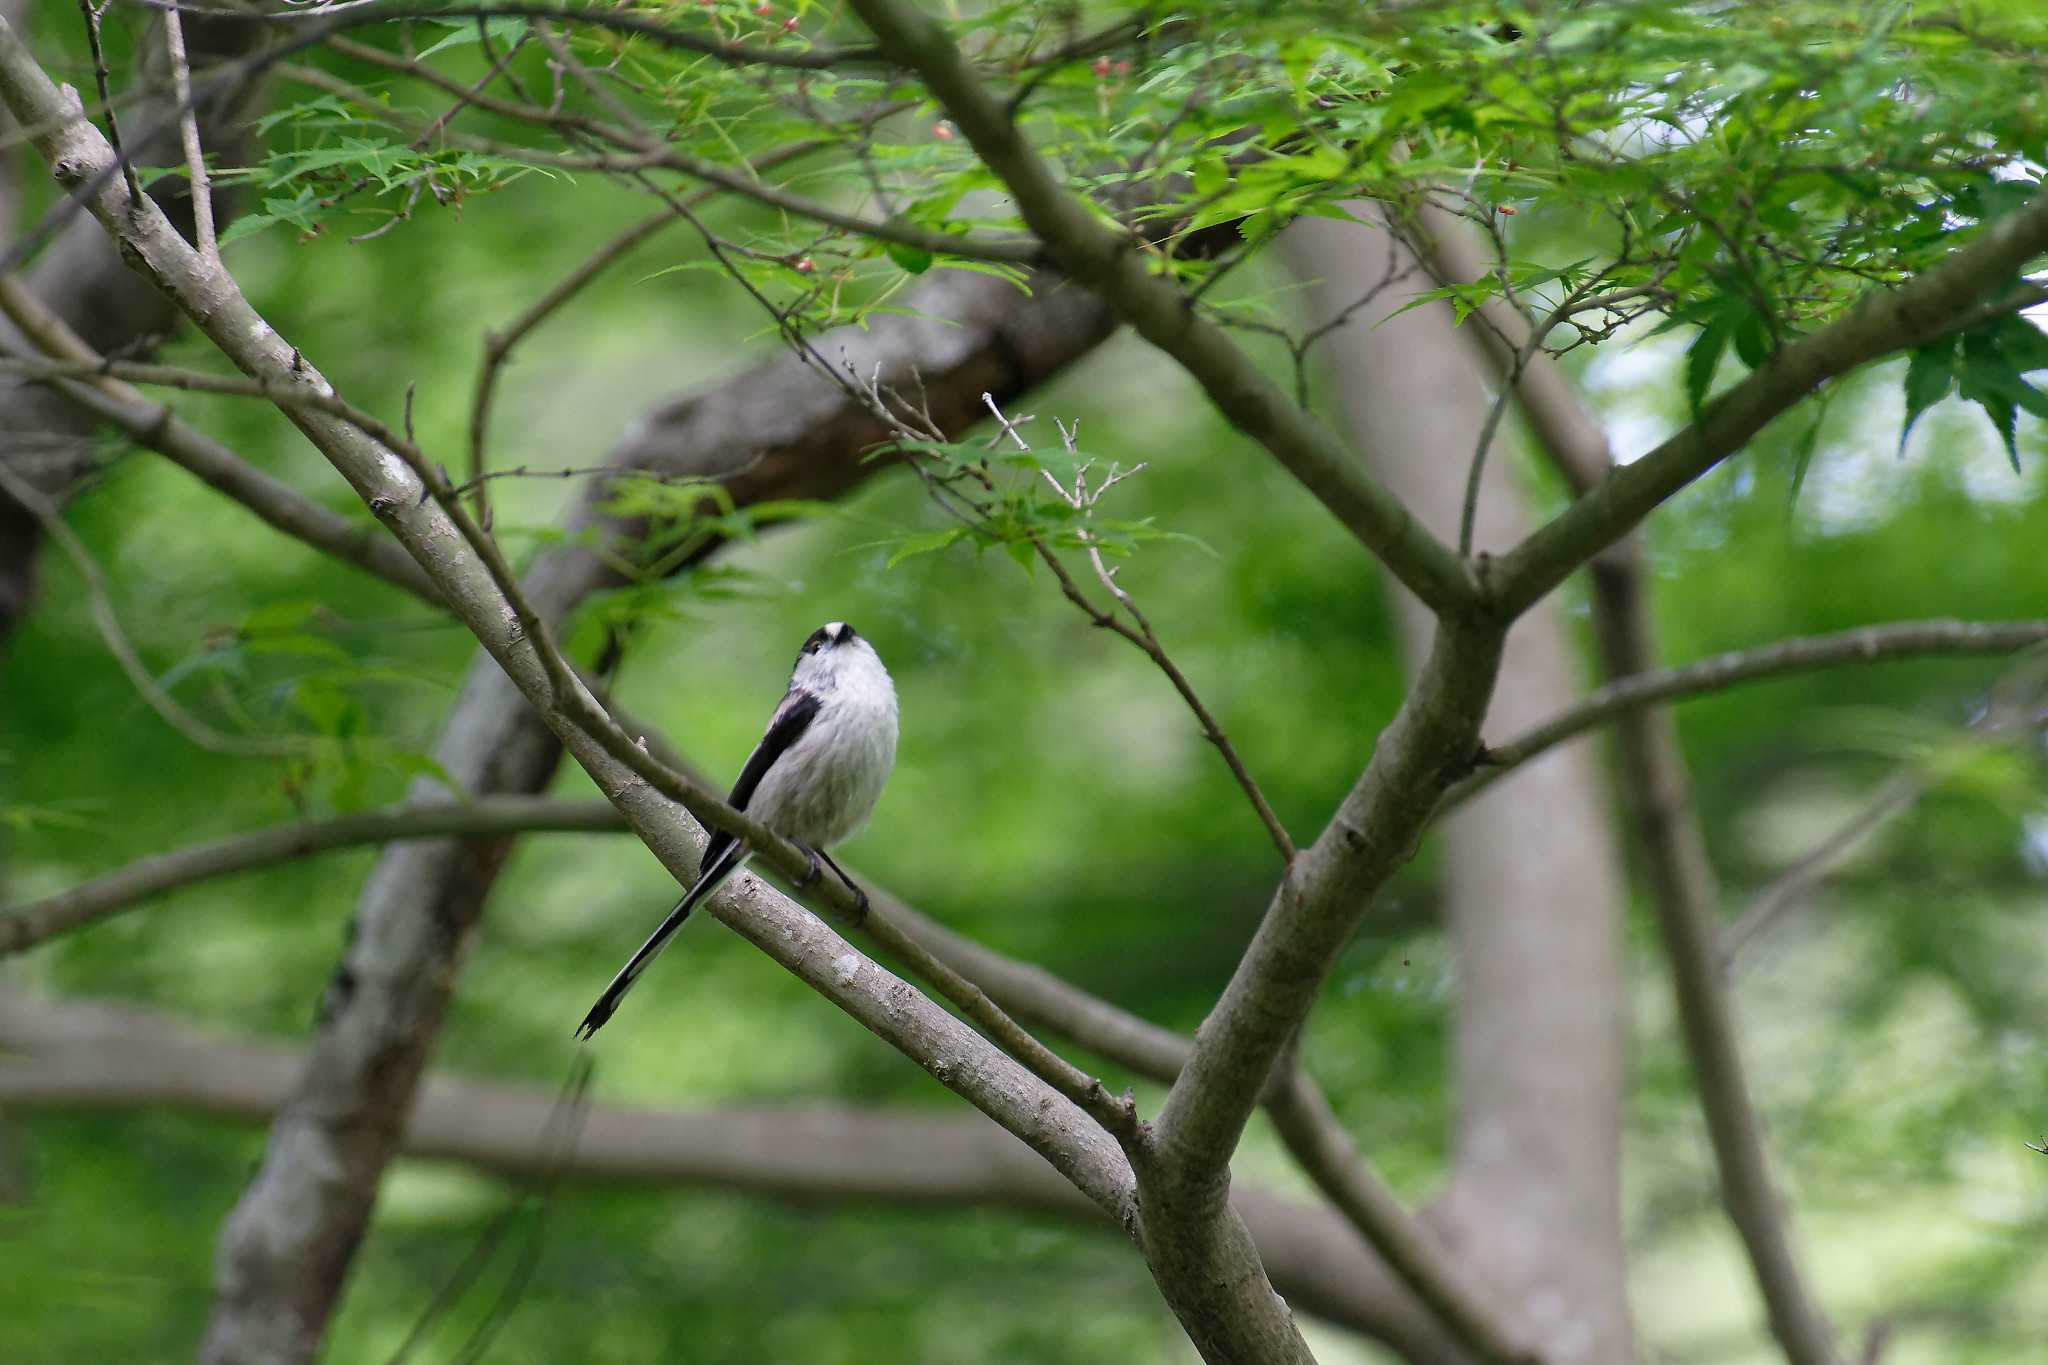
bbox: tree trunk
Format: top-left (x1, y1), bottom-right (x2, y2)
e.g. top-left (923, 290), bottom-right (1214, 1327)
top-left (1287, 212), bottom-right (1637, 1365)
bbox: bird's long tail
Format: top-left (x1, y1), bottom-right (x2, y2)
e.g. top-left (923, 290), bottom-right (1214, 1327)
top-left (575, 843), bottom-right (749, 1039)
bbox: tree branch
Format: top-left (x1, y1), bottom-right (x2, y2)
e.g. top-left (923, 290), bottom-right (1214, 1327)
top-left (0, 797), bottom-right (624, 955)
top-left (1589, 560), bottom-right (1843, 1365)
top-left (0, 273), bottom-right (442, 605)
top-left (0, 987), bottom-right (1476, 1357)
top-left (841, 0), bottom-right (1474, 617)
top-left (1419, 197), bottom-right (1844, 1365)
top-left (1458, 619), bottom-right (2048, 808)
top-left (0, 31), bottom-right (1150, 1362)
top-left (1492, 189), bottom-right (2048, 617)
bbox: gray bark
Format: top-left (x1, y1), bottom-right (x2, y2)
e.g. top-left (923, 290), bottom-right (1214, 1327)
top-left (202, 262), bottom-right (1116, 1361)
top-left (1287, 212), bottom-right (1636, 1365)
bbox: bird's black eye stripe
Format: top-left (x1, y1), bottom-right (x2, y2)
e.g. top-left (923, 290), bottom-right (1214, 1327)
top-left (799, 627), bottom-right (829, 660)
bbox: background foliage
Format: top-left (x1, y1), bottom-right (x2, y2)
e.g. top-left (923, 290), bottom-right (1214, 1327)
top-left (4, 2), bottom-right (2048, 1362)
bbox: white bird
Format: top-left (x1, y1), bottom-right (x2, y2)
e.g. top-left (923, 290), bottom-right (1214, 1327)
top-left (576, 621), bottom-right (898, 1039)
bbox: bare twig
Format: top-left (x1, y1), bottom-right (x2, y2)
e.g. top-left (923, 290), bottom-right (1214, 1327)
top-left (160, 1), bottom-right (217, 263)
top-left (468, 207), bottom-right (676, 525)
top-left (1456, 274), bottom-right (1606, 556)
top-left (981, 394), bottom-right (1297, 862)
top-left (1720, 768), bottom-right (1925, 968)
top-left (75, 1), bottom-right (144, 207)
top-left (1456, 619), bottom-right (2048, 810)
top-left (1722, 658), bottom-right (2048, 967)
top-left (0, 276), bottom-right (442, 605)
top-left (0, 458), bottom-right (300, 759)
top-left (464, 125), bottom-right (841, 526)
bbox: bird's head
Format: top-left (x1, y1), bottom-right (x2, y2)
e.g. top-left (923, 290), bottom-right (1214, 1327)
top-left (791, 621), bottom-right (889, 693)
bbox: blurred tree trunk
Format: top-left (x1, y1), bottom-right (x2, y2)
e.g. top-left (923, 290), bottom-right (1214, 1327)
top-left (1287, 214), bottom-right (1636, 1364)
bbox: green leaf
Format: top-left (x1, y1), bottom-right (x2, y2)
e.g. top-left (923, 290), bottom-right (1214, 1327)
top-left (1898, 336), bottom-right (1956, 457)
top-left (885, 526), bottom-right (968, 568)
top-left (1991, 314), bottom-right (2048, 372)
top-left (1732, 311), bottom-right (1774, 370)
top-left (1959, 329), bottom-right (2046, 472)
top-left (1785, 397), bottom-right (1829, 518)
top-left (415, 18), bottom-right (528, 60)
top-left (1685, 314), bottom-right (1734, 414)
top-left (884, 240), bottom-right (934, 274)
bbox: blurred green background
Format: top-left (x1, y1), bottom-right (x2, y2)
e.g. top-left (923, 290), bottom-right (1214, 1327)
top-left (6, 13), bottom-right (2048, 1365)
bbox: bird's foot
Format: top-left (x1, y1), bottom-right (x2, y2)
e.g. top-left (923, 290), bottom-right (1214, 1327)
top-left (796, 844), bottom-right (822, 889)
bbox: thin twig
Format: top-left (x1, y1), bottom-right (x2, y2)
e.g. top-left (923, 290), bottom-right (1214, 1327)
top-left (1720, 768), bottom-right (1925, 969)
top-left (76, 1), bottom-right (144, 208)
top-left (1456, 273), bottom-right (1605, 556)
top-left (0, 459), bottom-right (300, 759)
top-left (986, 397), bottom-right (1297, 861)
top-left (1452, 619), bottom-right (2048, 812)
top-left (160, 1), bottom-right (217, 262)
top-left (464, 128), bottom-right (835, 526)
top-left (1722, 658), bottom-right (2048, 968)
top-left (467, 206), bottom-right (677, 528)
top-left (0, 278), bottom-right (443, 605)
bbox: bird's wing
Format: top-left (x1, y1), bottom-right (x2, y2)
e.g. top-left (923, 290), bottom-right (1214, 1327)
top-left (699, 686), bottom-right (821, 875)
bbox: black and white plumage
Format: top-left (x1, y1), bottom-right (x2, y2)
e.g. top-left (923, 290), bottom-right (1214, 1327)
top-left (576, 622), bottom-right (897, 1039)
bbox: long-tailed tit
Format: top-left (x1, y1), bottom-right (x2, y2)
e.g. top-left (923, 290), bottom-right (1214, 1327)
top-left (576, 621), bottom-right (898, 1039)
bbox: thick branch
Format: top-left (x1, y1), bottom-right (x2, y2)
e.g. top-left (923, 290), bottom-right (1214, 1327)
top-left (1424, 193), bottom-right (1842, 1365)
top-left (1150, 622), bottom-right (1501, 1181)
top-left (0, 797), bottom-right (622, 955)
top-left (1494, 190), bottom-right (2048, 616)
top-left (0, 28), bottom-right (1145, 1362)
top-left (1288, 207), bottom-right (1632, 1365)
top-left (842, 0), bottom-right (1473, 616)
top-left (193, 249), bottom-right (1116, 1365)
top-left (1137, 619), bottom-right (1504, 1363)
